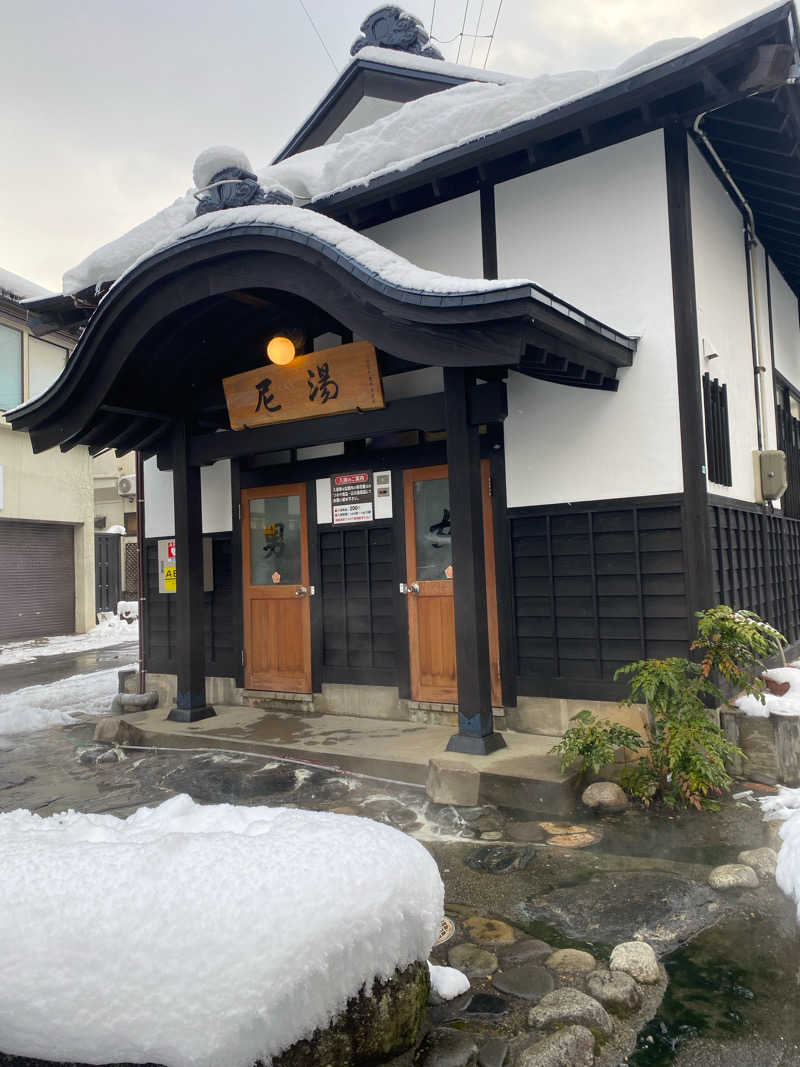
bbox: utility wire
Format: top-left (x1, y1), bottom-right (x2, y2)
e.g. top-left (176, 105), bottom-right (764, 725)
top-left (296, 0), bottom-right (339, 74)
top-left (468, 0), bottom-right (487, 66)
top-left (455, 0), bottom-right (471, 63)
top-left (483, 0), bottom-right (504, 68)
top-left (430, 0), bottom-right (437, 38)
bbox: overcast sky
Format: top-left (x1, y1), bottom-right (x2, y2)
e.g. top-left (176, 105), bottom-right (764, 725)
top-left (1, 0), bottom-right (778, 291)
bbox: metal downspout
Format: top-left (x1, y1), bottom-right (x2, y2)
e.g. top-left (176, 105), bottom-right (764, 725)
top-left (135, 449), bottom-right (146, 695)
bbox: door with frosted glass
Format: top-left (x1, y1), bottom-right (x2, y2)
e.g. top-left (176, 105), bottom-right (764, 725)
top-left (242, 484), bottom-right (311, 692)
top-left (403, 464), bottom-right (501, 705)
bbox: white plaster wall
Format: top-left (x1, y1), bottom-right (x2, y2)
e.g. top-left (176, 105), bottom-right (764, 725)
top-left (327, 95), bottom-right (404, 142)
top-left (143, 458), bottom-right (232, 538)
top-left (495, 131), bottom-right (681, 506)
top-left (770, 255), bottom-right (800, 389)
top-left (689, 141), bottom-right (765, 501)
top-left (382, 366), bottom-right (443, 400)
top-left (364, 193), bottom-right (483, 279)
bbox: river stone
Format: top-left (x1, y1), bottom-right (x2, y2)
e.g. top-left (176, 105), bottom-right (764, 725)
top-left (448, 943), bottom-right (498, 977)
top-left (464, 845), bottom-right (537, 874)
top-left (506, 821), bottom-right (547, 843)
top-left (463, 993), bottom-right (508, 1018)
top-left (581, 781), bottom-right (628, 813)
top-left (416, 1027), bottom-right (479, 1067)
top-left (463, 916), bottom-right (516, 944)
top-left (481, 831), bottom-right (504, 841)
top-left (737, 847), bottom-right (778, 881)
top-left (517, 1025), bottom-right (595, 1067)
top-left (585, 969), bottom-right (642, 1015)
top-left (498, 938), bottom-right (553, 965)
top-left (478, 1037), bottom-right (509, 1067)
top-left (545, 948), bottom-right (597, 973)
top-left (609, 941), bottom-right (659, 984)
top-left (527, 988), bottom-right (613, 1037)
top-left (708, 863), bottom-right (760, 889)
top-left (492, 963), bottom-right (554, 1002)
top-left (522, 870), bottom-right (720, 952)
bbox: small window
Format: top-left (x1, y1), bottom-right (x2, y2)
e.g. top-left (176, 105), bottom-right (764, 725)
top-left (0, 323), bottom-right (23, 410)
top-left (703, 373), bottom-right (732, 487)
top-left (28, 337), bottom-right (67, 399)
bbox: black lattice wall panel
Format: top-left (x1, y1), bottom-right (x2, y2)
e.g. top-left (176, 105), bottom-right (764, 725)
top-left (319, 523), bottom-right (396, 676)
top-left (710, 501), bottom-right (800, 643)
top-left (510, 500), bottom-right (689, 694)
top-left (124, 541), bottom-right (139, 599)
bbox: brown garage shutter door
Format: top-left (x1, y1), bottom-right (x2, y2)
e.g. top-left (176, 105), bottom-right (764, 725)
top-left (0, 520), bottom-right (75, 641)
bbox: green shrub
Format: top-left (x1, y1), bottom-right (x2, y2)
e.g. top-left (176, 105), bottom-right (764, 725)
top-left (550, 709), bottom-right (644, 776)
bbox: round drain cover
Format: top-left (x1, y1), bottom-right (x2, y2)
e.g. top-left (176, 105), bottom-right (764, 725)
top-left (434, 916), bottom-right (455, 946)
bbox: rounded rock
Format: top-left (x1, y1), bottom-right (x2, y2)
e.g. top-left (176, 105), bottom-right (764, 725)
top-left (609, 941), bottom-right (659, 984)
top-left (581, 781), bottom-right (629, 814)
top-left (448, 943), bottom-right (498, 977)
top-left (545, 948), bottom-right (597, 973)
top-left (527, 988), bottom-right (613, 1037)
top-left (463, 915), bottom-right (516, 944)
top-left (585, 969), bottom-right (642, 1016)
top-left (737, 847), bottom-right (778, 881)
top-left (708, 863), bottom-right (760, 890)
top-left (499, 938), bottom-right (553, 965)
top-left (517, 1024), bottom-right (595, 1067)
top-left (417, 1027), bottom-right (479, 1067)
top-left (492, 963), bottom-right (554, 1002)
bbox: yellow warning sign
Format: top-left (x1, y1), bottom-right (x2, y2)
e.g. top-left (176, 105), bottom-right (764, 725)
top-left (163, 565), bottom-right (177, 592)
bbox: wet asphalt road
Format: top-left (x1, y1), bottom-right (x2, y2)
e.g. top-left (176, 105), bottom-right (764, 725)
top-left (0, 642), bottom-right (139, 695)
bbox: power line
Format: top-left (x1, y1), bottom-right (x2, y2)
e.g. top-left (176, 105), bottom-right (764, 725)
top-left (468, 0), bottom-right (487, 66)
top-left (455, 0), bottom-right (471, 63)
top-left (483, 0), bottom-right (504, 68)
top-left (296, 0), bottom-right (339, 74)
top-left (430, 0), bottom-right (437, 38)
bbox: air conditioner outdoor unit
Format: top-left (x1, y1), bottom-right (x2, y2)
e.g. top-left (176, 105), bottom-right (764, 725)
top-left (118, 475), bottom-right (136, 498)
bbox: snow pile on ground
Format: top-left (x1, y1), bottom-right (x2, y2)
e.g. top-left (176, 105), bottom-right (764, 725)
top-left (0, 615), bottom-right (137, 666)
top-left (736, 667), bottom-right (800, 717)
top-left (0, 666), bottom-right (126, 736)
top-left (760, 787), bottom-right (800, 923)
top-left (60, 25), bottom-right (723, 295)
top-left (0, 795), bottom-right (443, 1067)
top-left (116, 600), bottom-right (139, 621)
top-left (0, 267), bottom-right (53, 303)
top-left (428, 962), bottom-right (470, 1000)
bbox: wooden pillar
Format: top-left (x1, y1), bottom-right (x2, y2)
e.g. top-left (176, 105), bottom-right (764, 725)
top-left (167, 420), bottom-right (216, 722)
top-left (443, 367), bottom-right (506, 755)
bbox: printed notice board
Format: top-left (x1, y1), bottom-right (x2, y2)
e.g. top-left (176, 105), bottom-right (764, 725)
top-left (332, 472), bottom-right (373, 525)
top-left (157, 538), bottom-right (215, 593)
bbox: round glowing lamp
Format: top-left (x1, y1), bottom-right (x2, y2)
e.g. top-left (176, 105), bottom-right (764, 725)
top-left (266, 335), bottom-right (296, 366)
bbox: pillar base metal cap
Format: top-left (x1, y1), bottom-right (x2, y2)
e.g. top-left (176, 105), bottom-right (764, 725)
top-left (166, 704), bottom-right (217, 723)
top-left (445, 731), bottom-right (507, 756)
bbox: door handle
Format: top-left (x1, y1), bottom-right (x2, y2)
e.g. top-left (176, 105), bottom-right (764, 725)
top-left (400, 582), bottom-right (420, 595)
top-left (295, 586), bottom-right (309, 597)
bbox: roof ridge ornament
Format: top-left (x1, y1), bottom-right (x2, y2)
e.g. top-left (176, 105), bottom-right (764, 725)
top-left (350, 5), bottom-right (443, 60)
top-left (192, 146), bottom-right (293, 217)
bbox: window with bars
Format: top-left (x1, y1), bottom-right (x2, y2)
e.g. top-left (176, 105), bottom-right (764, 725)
top-left (702, 373), bottom-right (732, 487)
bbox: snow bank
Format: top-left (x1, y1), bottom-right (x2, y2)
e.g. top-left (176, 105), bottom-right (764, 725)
top-left (0, 615), bottom-right (138, 666)
top-left (760, 787), bottom-right (800, 923)
top-left (0, 666), bottom-right (127, 735)
top-left (62, 17), bottom-right (749, 296)
top-left (0, 795), bottom-right (444, 1067)
top-left (0, 267), bottom-right (53, 303)
top-left (736, 667), bottom-right (800, 718)
top-left (428, 962), bottom-right (470, 1000)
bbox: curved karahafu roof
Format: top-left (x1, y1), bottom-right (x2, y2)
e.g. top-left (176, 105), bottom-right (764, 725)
top-left (8, 207), bottom-right (635, 459)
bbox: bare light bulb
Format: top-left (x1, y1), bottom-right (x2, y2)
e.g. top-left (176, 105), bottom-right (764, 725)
top-left (266, 336), bottom-right (296, 365)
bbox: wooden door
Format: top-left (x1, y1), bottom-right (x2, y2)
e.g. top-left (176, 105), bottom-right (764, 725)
top-left (403, 463), bottom-right (501, 705)
top-left (242, 484), bottom-right (311, 693)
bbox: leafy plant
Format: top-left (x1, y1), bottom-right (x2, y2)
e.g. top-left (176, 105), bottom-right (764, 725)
top-left (691, 605), bottom-right (786, 701)
top-left (550, 708), bottom-right (644, 776)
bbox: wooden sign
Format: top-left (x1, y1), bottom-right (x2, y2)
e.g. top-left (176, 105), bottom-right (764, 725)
top-left (222, 340), bottom-right (384, 431)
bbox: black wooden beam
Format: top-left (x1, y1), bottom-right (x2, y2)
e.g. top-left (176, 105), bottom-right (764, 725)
top-left (665, 124), bottom-right (715, 630)
top-left (443, 367), bottom-right (505, 755)
top-left (167, 384), bottom-right (508, 470)
top-left (167, 420), bottom-right (216, 722)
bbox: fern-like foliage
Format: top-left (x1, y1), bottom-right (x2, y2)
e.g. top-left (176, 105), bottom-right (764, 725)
top-left (550, 709), bottom-right (644, 776)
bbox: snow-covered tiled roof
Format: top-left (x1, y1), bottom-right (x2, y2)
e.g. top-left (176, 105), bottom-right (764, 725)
top-left (61, 1), bottom-right (792, 297)
top-left (0, 268), bottom-right (54, 304)
top-left (345, 44), bottom-right (520, 84)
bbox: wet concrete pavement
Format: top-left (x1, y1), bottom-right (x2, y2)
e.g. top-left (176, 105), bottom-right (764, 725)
top-left (0, 642), bottom-right (138, 695)
top-left (0, 706), bottom-right (798, 1064)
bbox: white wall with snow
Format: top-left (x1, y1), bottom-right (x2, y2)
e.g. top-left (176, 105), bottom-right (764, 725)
top-left (495, 131), bottom-right (681, 507)
top-left (363, 193), bottom-right (483, 280)
top-left (144, 457), bottom-right (231, 538)
top-left (326, 95), bottom-right (407, 144)
top-left (689, 140), bottom-right (763, 502)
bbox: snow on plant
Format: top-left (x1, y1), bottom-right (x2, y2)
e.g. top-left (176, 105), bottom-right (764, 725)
top-left (692, 605), bottom-right (787, 698)
top-left (0, 795), bottom-right (444, 1067)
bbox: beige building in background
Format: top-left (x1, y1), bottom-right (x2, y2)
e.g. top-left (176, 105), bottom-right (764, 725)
top-left (0, 270), bottom-right (95, 640)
